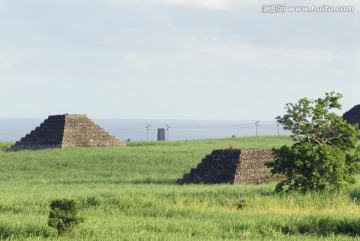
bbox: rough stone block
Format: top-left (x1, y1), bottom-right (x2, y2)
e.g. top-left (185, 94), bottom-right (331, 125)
top-left (177, 148), bottom-right (274, 185)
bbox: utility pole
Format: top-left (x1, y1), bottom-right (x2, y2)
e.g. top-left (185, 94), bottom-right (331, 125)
top-left (255, 121), bottom-right (259, 137)
top-left (277, 124), bottom-right (280, 136)
top-left (166, 124), bottom-right (170, 141)
top-left (145, 125), bottom-right (150, 141)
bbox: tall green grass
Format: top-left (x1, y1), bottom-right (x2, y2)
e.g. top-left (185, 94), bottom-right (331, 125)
top-left (1, 136), bottom-right (360, 240)
top-left (0, 142), bottom-right (13, 152)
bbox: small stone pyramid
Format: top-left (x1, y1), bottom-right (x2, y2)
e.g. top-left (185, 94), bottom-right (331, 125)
top-left (343, 105), bottom-right (360, 128)
top-left (7, 114), bottom-right (125, 151)
top-left (177, 149), bottom-right (274, 185)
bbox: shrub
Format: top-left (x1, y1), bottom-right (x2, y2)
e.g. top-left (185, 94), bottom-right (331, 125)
top-left (48, 199), bottom-right (83, 236)
top-left (0, 142), bottom-right (14, 152)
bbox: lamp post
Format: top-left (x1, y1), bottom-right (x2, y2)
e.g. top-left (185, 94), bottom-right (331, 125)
top-left (145, 125), bottom-right (150, 141)
top-left (166, 124), bottom-right (170, 141)
top-left (255, 121), bottom-right (259, 137)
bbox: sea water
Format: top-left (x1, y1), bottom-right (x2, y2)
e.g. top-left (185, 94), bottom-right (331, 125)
top-left (0, 118), bottom-right (289, 142)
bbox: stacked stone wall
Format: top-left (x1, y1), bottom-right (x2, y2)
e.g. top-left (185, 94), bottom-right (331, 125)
top-left (7, 114), bottom-right (125, 151)
top-left (343, 105), bottom-right (360, 127)
top-left (234, 149), bottom-right (274, 184)
top-left (177, 150), bottom-right (240, 184)
top-left (7, 115), bottom-right (65, 151)
top-left (62, 114), bottom-right (124, 147)
top-left (177, 148), bottom-right (274, 185)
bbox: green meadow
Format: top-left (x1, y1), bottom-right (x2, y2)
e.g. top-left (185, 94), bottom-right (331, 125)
top-left (1, 137), bottom-right (360, 240)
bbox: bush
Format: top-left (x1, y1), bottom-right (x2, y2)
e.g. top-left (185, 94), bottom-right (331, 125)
top-left (271, 142), bottom-right (358, 192)
top-left (48, 199), bottom-right (83, 236)
top-left (0, 142), bottom-right (14, 152)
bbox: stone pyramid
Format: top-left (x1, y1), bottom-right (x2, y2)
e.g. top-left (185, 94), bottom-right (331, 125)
top-left (343, 105), bottom-right (360, 128)
top-left (177, 149), bottom-right (273, 185)
top-left (7, 114), bottom-right (125, 151)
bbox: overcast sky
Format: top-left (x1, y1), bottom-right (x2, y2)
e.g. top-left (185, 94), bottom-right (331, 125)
top-left (1, 0), bottom-right (359, 120)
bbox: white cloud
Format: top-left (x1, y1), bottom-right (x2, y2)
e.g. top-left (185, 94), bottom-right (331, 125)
top-left (107, 0), bottom-right (360, 9)
top-left (1, 0), bottom-right (360, 119)
top-left (161, 0), bottom-right (234, 10)
top-left (107, 0), bottom-right (239, 10)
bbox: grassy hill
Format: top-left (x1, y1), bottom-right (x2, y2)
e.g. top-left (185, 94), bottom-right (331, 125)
top-left (1, 136), bottom-right (360, 240)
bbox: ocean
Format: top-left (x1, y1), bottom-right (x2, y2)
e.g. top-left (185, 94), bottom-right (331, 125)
top-left (0, 118), bottom-right (289, 142)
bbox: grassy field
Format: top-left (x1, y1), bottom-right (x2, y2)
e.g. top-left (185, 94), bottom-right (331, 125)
top-left (1, 136), bottom-right (360, 240)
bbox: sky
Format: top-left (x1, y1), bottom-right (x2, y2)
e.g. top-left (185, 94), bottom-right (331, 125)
top-left (0, 0), bottom-right (360, 120)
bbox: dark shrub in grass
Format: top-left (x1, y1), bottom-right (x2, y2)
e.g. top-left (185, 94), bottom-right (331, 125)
top-left (48, 199), bottom-right (83, 236)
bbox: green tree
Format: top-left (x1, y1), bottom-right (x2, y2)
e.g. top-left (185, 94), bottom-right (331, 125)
top-left (48, 199), bottom-right (83, 236)
top-left (267, 92), bottom-right (360, 193)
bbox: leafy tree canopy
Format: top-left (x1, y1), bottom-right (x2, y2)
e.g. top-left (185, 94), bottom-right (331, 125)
top-left (268, 92), bottom-right (360, 193)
